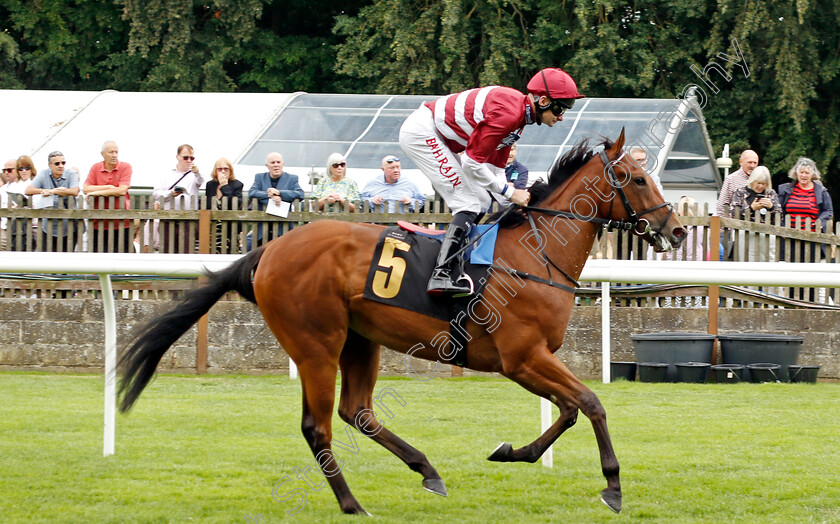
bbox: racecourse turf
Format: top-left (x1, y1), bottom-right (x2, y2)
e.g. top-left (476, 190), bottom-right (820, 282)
top-left (1, 372), bottom-right (838, 523)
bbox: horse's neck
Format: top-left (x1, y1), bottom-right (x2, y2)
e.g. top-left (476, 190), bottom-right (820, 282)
top-left (514, 165), bottom-right (616, 280)
top-left (515, 210), bottom-right (600, 281)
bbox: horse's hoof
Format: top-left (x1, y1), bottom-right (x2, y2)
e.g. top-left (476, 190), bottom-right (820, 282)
top-left (423, 478), bottom-right (448, 496)
top-left (341, 505), bottom-right (372, 516)
top-left (600, 488), bottom-right (622, 513)
top-left (487, 442), bottom-right (513, 462)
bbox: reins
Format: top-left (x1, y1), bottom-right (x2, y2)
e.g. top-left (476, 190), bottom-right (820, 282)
top-left (441, 148), bottom-right (675, 296)
top-left (494, 149), bottom-right (674, 293)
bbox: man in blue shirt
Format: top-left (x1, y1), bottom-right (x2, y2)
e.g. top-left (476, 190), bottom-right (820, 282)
top-left (25, 151), bottom-right (81, 252)
top-left (361, 155), bottom-right (426, 213)
top-left (247, 152), bottom-right (305, 248)
top-left (504, 144), bottom-right (529, 189)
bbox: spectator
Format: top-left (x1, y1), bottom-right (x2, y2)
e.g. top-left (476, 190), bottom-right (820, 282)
top-left (206, 157), bottom-right (244, 207)
top-left (778, 157), bottom-right (833, 255)
top-left (247, 152), bottom-right (304, 248)
top-left (731, 166), bottom-right (780, 262)
top-left (84, 141), bottom-right (133, 252)
top-left (205, 158), bottom-right (244, 253)
top-left (715, 149), bottom-right (758, 216)
top-left (9, 155), bottom-right (35, 193)
top-left (7, 155), bottom-right (37, 251)
top-left (361, 155), bottom-right (426, 213)
top-left (778, 157), bottom-right (834, 301)
top-left (153, 144), bottom-right (204, 253)
top-left (313, 152), bottom-right (359, 212)
top-left (504, 144), bottom-right (529, 189)
top-left (629, 146), bottom-right (664, 196)
top-left (716, 149), bottom-right (759, 260)
top-left (615, 147), bottom-right (661, 261)
top-left (25, 151), bottom-right (81, 252)
top-left (0, 159), bottom-right (12, 251)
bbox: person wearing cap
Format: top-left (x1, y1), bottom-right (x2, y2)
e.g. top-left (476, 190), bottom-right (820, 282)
top-left (0, 159), bottom-right (13, 251)
top-left (399, 67), bottom-right (584, 295)
top-left (361, 155), bottom-right (426, 213)
top-left (313, 152), bottom-right (360, 212)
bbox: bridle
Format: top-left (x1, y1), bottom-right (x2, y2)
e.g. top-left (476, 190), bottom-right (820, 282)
top-left (494, 149), bottom-right (675, 291)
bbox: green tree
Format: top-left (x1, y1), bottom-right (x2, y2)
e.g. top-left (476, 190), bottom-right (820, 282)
top-left (0, 0), bottom-right (127, 89)
top-left (334, 0), bottom-right (542, 94)
top-left (556, 0), bottom-right (714, 98)
top-left (706, 0), bottom-right (840, 202)
top-left (0, 31), bottom-right (23, 88)
top-left (115, 0), bottom-right (263, 92)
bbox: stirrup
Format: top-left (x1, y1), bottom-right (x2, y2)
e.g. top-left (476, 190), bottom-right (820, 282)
top-left (452, 273), bottom-right (475, 298)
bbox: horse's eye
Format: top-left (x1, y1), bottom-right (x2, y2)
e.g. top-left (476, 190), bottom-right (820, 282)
top-left (634, 177), bottom-right (646, 186)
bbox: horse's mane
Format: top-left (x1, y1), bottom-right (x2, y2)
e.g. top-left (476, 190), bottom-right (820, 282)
top-left (491, 136), bottom-right (615, 228)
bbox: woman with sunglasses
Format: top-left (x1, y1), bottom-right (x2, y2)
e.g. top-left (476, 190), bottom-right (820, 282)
top-left (399, 67), bottom-right (584, 295)
top-left (205, 158), bottom-right (244, 253)
top-left (6, 156), bottom-right (37, 250)
top-left (313, 153), bottom-right (360, 212)
top-left (0, 159), bottom-right (13, 250)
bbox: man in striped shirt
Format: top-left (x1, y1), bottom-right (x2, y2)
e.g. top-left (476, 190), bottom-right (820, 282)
top-left (715, 149), bottom-right (758, 216)
top-left (400, 67), bottom-right (584, 295)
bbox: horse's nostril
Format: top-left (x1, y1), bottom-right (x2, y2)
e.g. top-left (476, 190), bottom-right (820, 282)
top-left (674, 227), bottom-right (687, 239)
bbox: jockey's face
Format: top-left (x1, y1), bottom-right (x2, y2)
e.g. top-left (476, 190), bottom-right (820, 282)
top-left (537, 96), bottom-right (561, 127)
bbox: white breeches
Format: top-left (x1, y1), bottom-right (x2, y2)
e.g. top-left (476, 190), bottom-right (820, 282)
top-left (399, 105), bottom-right (492, 215)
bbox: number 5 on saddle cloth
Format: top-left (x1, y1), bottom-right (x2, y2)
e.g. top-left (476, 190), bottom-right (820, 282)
top-left (362, 222), bottom-right (500, 367)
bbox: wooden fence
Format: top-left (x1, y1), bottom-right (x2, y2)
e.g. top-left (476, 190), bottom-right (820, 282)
top-left (3, 196), bottom-right (839, 307)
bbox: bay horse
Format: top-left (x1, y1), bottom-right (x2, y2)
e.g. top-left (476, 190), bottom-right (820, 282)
top-left (118, 130), bottom-right (685, 515)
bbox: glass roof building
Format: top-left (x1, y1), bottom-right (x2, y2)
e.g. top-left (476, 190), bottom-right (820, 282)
top-left (0, 88), bottom-right (721, 207)
top-left (239, 91), bottom-right (721, 204)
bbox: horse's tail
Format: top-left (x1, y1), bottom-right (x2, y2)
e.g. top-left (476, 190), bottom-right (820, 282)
top-left (118, 247), bottom-right (266, 413)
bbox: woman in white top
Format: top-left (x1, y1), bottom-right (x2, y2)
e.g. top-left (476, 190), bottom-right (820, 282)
top-left (6, 155), bottom-right (37, 250)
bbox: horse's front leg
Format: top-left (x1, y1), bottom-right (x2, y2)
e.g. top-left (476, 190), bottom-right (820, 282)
top-left (498, 349), bottom-right (621, 513)
top-left (487, 399), bottom-right (578, 463)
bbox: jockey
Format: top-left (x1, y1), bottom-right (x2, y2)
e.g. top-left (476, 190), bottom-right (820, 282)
top-left (399, 67), bottom-right (585, 295)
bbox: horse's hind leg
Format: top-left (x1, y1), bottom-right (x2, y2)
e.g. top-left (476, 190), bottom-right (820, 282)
top-left (298, 361), bottom-right (368, 515)
top-left (337, 331), bottom-right (447, 496)
top-left (501, 350), bottom-right (621, 513)
top-left (488, 399), bottom-right (578, 463)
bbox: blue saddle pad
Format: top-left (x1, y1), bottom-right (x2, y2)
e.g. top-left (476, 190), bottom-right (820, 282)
top-left (469, 224), bottom-right (498, 266)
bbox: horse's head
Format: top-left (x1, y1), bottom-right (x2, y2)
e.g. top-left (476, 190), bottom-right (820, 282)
top-left (596, 129), bottom-right (686, 252)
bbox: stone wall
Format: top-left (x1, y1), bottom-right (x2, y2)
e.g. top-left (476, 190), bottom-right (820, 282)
top-left (0, 298), bottom-right (836, 379)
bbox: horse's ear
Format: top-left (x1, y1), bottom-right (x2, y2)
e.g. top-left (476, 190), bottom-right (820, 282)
top-left (608, 128), bottom-right (626, 155)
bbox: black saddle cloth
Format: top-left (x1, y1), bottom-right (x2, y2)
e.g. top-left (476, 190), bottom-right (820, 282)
top-left (363, 227), bottom-right (489, 321)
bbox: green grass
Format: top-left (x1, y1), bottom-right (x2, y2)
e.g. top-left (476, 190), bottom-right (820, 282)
top-left (1, 372), bottom-right (838, 523)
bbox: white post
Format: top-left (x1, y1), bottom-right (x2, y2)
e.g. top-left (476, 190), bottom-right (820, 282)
top-left (602, 281), bottom-right (611, 384)
top-left (289, 359), bottom-right (298, 380)
top-left (540, 398), bottom-right (553, 467)
top-left (99, 275), bottom-right (117, 457)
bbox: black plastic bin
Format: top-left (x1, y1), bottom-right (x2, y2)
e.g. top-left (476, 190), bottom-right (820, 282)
top-left (610, 361), bottom-right (636, 382)
top-left (638, 362), bottom-right (669, 383)
top-left (747, 362), bottom-right (782, 383)
top-left (789, 365), bottom-right (820, 383)
top-left (711, 364), bottom-right (744, 383)
top-left (676, 362), bottom-right (710, 383)
top-left (631, 332), bottom-right (716, 382)
top-left (718, 334), bottom-right (803, 382)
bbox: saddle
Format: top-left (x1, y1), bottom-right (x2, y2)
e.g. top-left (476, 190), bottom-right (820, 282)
top-left (362, 223), bottom-right (500, 367)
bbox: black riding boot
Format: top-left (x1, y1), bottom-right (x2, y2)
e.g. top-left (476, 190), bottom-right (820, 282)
top-left (427, 212), bottom-right (476, 296)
